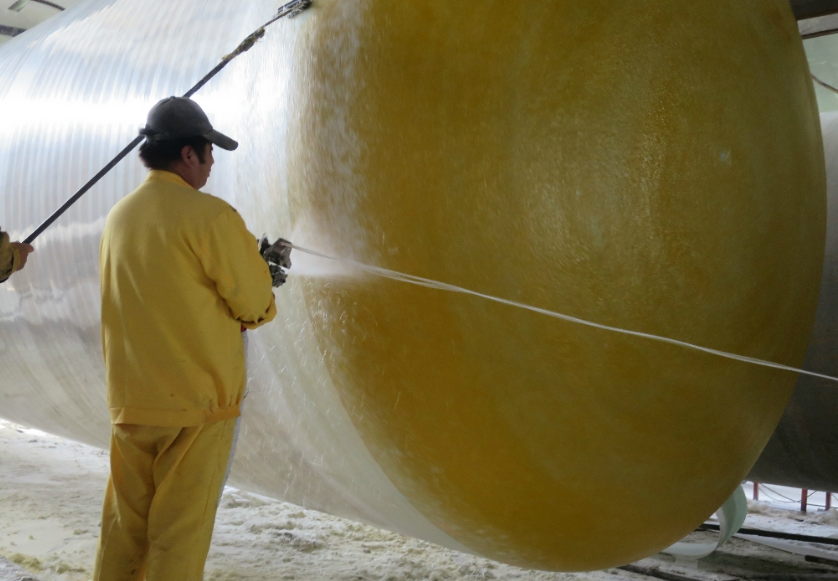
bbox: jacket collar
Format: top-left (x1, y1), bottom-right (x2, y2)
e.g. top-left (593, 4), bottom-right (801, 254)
top-left (145, 170), bottom-right (194, 189)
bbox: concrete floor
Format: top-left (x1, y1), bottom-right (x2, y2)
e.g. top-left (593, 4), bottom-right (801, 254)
top-left (2, 419), bottom-right (837, 581)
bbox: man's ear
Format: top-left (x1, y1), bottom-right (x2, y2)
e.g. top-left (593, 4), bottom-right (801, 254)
top-left (180, 144), bottom-right (195, 165)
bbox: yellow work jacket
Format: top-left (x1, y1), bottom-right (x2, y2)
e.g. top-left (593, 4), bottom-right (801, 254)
top-left (100, 170), bottom-right (277, 427)
top-left (0, 229), bottom-right (20, 282)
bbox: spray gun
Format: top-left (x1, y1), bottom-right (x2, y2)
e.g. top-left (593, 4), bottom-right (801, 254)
top-left (259, 236), bottom-right (293, 287)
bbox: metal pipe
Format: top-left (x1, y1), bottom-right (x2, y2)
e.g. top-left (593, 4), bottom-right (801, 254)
top-left (29, 0), bottom-right (65, 10)
top-left (801, 26), bottom-right (838, 39)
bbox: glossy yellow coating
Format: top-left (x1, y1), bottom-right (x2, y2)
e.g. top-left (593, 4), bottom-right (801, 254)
top-left (289, 1), bottom-right (825, 570)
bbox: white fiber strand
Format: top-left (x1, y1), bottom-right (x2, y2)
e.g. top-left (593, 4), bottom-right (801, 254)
top-left (287, 243), bottom-right (838, 384)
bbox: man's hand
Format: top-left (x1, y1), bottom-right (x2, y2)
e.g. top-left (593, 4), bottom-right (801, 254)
top-left (11, 242), bottom-right (34, 271)
top-left (259, 236), bottom-right (292, 287)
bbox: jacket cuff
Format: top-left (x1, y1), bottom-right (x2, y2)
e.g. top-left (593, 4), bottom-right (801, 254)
top-left (240, 296), bottom-right (278, 330)
top-left (0, 233), bottom-right (14, 282)
top-left (10, 244), bottom-right (20, 273)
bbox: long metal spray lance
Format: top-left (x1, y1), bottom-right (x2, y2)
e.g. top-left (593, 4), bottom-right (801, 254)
top-left (21, 0), bottom-right (312, 245)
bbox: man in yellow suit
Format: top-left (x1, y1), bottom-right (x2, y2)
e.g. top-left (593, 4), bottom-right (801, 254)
top-left (95, 97), bottom-right (277, 580)
top-left (0, 229), bottom-right (33, 282)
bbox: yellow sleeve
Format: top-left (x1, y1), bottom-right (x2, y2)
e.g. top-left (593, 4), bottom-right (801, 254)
top-left (0, 230), bottom-right (19, 282)
top-left (199, 208), bottom-right (277, 329)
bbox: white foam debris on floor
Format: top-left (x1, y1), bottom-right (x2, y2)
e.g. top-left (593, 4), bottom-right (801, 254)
top-left (0, 553), bottom-right (37, 581)
top-left (2, 418), bottom-right (838, 581)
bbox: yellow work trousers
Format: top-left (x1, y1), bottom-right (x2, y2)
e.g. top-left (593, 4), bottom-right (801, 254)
top-left (93, 418), bottom-right (236, 581)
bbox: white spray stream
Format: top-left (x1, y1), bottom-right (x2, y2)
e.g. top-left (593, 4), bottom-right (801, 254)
top-left (286, 243), bottom-right (838, 385)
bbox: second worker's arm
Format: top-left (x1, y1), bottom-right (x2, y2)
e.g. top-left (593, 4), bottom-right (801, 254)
top-left (0, 229), bottom-right (34, 283)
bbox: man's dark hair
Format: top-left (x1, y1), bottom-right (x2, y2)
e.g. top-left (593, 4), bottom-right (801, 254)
top-left (138, 136), bottom-right (210, 170)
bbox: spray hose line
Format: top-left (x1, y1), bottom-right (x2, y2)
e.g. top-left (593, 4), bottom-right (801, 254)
top-left (286, 243), bottom-right (838, 385)
top-left (21, 0), bottom-right (312, 245)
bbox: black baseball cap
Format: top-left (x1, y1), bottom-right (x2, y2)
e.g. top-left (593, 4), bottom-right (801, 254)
top-left (139, 97), bottom-right (238, 151)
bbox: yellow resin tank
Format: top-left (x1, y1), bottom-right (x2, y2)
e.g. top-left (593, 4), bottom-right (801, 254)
top-left (290, 0), bottom-right (825, 570)
top-left (0, 0), bottom-right (825, 573)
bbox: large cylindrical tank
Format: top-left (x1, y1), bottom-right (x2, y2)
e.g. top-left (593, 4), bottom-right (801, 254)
top-left (0, 0), bottom-right (825, 571)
